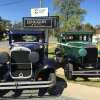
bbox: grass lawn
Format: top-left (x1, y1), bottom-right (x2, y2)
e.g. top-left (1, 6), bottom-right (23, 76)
top-left (48, 43), bottom-right (57, 58)
top-left (97, 42), bottom-right (100, 50)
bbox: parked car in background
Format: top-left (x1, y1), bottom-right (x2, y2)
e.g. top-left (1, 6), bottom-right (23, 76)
top-left (55, 32), bottom-right (100, 80)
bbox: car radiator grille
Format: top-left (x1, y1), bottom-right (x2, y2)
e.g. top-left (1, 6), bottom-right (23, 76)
top-left (83, 48), bottom-right (98, 64)
top-left (11, 51), bottom-right (32, 78)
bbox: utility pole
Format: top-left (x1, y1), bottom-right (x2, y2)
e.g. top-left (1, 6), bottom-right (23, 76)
top-left (40, 0), bottom-right (43, 8)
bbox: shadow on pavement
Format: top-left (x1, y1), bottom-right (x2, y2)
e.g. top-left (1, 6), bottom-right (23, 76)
top-left (0, 76), bottom-right (67, 99)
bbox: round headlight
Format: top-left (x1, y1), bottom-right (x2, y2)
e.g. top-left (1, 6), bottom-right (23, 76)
top-left (40, 45), bottom-right (43, 49)
top-left (29, 52), bottom-right (39, 64)
top-left (79, 48), bottom-right (87, 57)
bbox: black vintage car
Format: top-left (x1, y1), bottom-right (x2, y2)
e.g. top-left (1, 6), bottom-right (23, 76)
top-left (0, 29), bottom-right (58, 97)
top-left (0, 16), bottom-right (67, 97)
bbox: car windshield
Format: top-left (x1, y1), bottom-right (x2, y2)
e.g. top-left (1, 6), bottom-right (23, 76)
top-left (11, 34), bottom-right (44, 42)
top-left (68, 42), bottom-right (89, 47)
top-left (63, 35), bottom-right (92, 42)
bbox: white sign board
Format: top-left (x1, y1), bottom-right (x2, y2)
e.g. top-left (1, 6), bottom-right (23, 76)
top-left (31, 8), bottom-right (48, 17)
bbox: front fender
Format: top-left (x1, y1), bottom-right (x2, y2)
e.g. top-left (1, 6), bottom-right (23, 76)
top-left (35, 58), bottom-right (56, 80)
top-left (64, 54), bottom-right (77, 64)
top-left (35, 67), bottom-right (55, 81)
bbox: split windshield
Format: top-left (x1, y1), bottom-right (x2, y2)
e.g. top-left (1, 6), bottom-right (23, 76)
top-left (62, 35), bottom-right (92, 42)
top-left (11, 34), bottom-right (44, 43)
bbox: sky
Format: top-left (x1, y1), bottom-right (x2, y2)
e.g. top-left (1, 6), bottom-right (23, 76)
top-left (81, 0), bottom-right (100, 26)
top-left (0, 0), bottom-right (100, 26)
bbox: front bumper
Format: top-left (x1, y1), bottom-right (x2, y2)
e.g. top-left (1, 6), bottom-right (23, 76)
top-left (0, 79), bottom-right (55, 90)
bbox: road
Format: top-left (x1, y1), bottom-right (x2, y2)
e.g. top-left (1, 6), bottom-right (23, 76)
top-left (0, 90), bottom-right (79, 100)
top-left (0, 41), bottom-right (9, 47)
top-left (0, 41), bottom-right (9, 52)
top-left (1, 81), bottom-right (100, 100)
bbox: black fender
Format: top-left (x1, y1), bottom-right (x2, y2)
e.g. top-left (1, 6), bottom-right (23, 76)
top-left (35, 68), bottom-right (55, 81)
top-left (0, 64), bottom-right (9, 81)
top-left (63, 54), bottom-right (79, 71)
top-left (35, 58), bottom-right (56, 80)
top-left (55, 47), bottom-right (63, 57)
top-left (43, 58), bottom-right (56, 69)
top-left (64, 54), bottom-right (77, 64)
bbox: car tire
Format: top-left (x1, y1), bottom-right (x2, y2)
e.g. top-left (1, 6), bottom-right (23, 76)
top-left (38, 88), bottom-right (48, 97)
top-left (0, 90), bottom-right (9, 97)
top-left (38, 73), bottom-right (56, 97)
top-left (48, 84), bottom-right (63, 96)
top-left (83, 76), bottom-right (89, 81)
top-left (48, 73), bottom-right (64, 96)
top-left (12, 89), bottom-right (23, 97)
top-left (64, 63), bottom-right (77, 80)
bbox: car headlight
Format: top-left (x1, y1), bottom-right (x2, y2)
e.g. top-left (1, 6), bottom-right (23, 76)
top-left (40, 45), bottom-right (43, 49)
top-left (79, 48), bottom-right (87, 57)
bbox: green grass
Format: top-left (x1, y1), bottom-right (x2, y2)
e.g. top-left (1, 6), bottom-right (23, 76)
top-left (97, 42), bottom-right (100, 50)
top-left (48, 44), bottom-right (56, 58)
top-left (48, 47), bottom-right (55, 54)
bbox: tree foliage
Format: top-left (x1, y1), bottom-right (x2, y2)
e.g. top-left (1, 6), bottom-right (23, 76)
top-left (13, 22), bottom-right (23, 30)
top-left (0, 22), bottom-right (5, 32)
top-left (95, 25), bottom-right (100, 34)
top-left (83, 23), bottom-right (95, 32)
top-left (0, 17), bottom-right (12, 40)
top-left (76, 23), bottom-right (95, 32)
top-left (54, 0), bottom-right (86, 32)
top-left (0, 17), bottom-right (12, 32)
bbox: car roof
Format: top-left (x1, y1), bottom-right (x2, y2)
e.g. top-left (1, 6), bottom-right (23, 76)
top-left (9, 29), bottom-right (44, 35)
top-left (62, 31), bottom-right (93, 35)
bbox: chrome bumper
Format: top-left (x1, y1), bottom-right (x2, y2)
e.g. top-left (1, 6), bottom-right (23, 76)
top-left (0, 79), bottom-right (55, 90)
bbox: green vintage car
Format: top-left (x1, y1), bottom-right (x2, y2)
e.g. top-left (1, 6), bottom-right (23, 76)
top-left (55, 32), bottom-right (100, 80)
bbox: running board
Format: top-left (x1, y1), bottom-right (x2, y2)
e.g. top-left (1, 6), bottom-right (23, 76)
top-left (72, 70), bottom-right (100, 76)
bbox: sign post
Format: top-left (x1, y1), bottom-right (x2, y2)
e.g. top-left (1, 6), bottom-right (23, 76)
top-left (31, 8), bottom-right (48, 17)
top-left (23, 16), bottom-right (59, 29)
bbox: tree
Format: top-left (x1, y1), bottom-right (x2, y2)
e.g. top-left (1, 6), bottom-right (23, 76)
top-left (0, 17), bottom-right (12, 32)
top-left (13, 22), bottom-right (23, 30)
top-left (83, 23), bottom-right (95, 32)
top-left (75, 23), bottom-right (96, 33)
top-left (0, 17), bottom-right (12, 40)
top-left (95, 25), bottom-right (100, 34)
top-left (53, 0), bottom-right (86, 32)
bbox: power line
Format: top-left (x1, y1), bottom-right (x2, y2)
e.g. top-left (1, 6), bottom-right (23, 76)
top-left (0, 0), bottom-right (26, 6)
